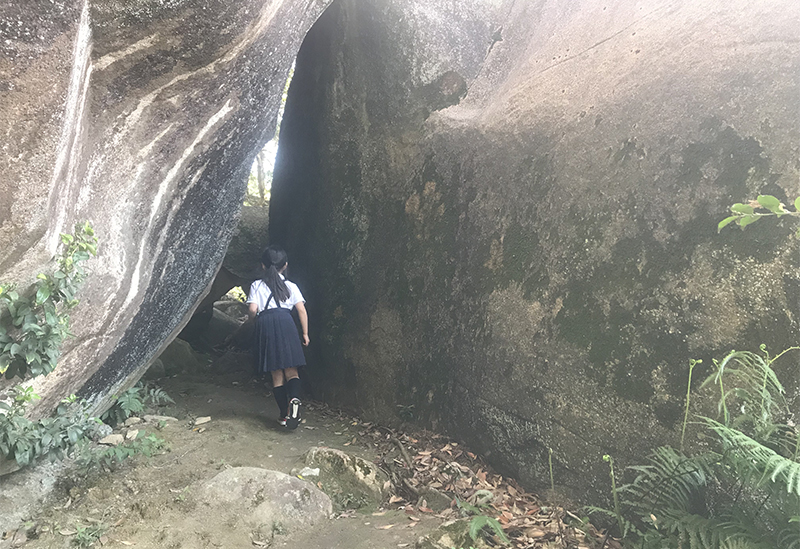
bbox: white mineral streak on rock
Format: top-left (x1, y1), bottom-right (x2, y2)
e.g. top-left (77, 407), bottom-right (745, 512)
top-left (108, 4), bottom-right (287, 315)
top-left (93, 34), bottom-right (159, 72)
top-left (46, 0), bottom-right (92, 253)
top-left (122, 99), bottom-right (234, 309)
top-left (117, 0), bottom-right (284, 137)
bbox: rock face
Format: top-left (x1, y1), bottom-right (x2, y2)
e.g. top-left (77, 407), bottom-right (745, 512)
top-left (0, 0), bottom-right (331, 411)
top-left (3, 0), bottom-right (799, 509)
top-left (271, 0), bottom-right (800, 502)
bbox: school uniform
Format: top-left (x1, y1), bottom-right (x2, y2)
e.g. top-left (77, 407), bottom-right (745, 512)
top-left (247, 276), bottom-right (306, 375)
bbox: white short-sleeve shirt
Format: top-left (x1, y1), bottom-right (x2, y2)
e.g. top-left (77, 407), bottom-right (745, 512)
top-left (247, 276), bottom-right (305, 313)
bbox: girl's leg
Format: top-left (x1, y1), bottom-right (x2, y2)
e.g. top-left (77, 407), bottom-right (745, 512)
top-left (271, 369), bottom-right (288, 420)
top-left (284, 367), bottom-right (302, 429)
top-left (284, 367), bottom-right (299, 382)
top-left (284, 367), bottom-right (301, 400)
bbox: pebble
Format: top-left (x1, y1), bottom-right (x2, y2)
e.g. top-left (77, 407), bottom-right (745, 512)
top-left (194, 416), bottom-right (211, 426)
top-left (124, 417), bottom-right (143, 427)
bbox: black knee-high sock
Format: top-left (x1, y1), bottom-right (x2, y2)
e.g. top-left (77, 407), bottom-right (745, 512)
top-left (273, 385), bottom-right (288, 417)
top-left (285, 377), bottom-right (302, 402)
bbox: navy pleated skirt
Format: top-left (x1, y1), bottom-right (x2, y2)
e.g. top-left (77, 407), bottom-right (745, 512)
top-left (254, 308), bottom-right (306, 374)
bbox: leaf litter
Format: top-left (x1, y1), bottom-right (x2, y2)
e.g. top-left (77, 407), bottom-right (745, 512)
top-left (306, 401), bottom-right (617, 549)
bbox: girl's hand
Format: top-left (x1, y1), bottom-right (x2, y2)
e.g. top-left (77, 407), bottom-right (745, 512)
top-left (302, 334), bottom-right (310, 346)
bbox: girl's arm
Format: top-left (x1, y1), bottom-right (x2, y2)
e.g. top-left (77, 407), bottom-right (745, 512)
top-left (248, 302), bottom-right (258, 320)
top-left (295, 302), bottom-right (310, 346)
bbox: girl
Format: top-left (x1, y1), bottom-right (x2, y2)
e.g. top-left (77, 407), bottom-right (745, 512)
top-left (247, 245), bottom-right (309, 429)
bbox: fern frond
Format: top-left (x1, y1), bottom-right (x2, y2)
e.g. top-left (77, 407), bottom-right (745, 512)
top-left (620, 447), bottom-right (716, 516)
top-left (657, 510), bottom-right (775, 549)
top-left (778, 517), bottom-right (800, 549)
top-left (702, 350), bottom-right (787, 429)
top-left (703, 418), bottom-right (800, 496)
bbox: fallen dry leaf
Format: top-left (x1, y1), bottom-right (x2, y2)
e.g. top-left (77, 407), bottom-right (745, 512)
top-left (376, 524), bottom-right (395, 530)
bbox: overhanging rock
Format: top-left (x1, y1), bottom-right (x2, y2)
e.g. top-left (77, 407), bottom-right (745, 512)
top-left (0, 0), bottom-right (331, 412)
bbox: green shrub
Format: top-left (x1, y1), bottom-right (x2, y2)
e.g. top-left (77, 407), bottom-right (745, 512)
top-left (0, 223), bottom-right (99, 469)
top-left (0, 389), bottom-right (100, 467)
top-left (0, 222), bottom-right (97, 380)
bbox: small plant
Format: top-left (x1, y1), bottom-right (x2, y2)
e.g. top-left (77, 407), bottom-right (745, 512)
top-left (396, 403), bottom-right (415, 421)
top-left (602, 454), bottom-right (626, 539)
top-left (0, 223), bottom-right (102, 472)
top-left (96, 431), bottom-right (167, 468)
top-left (100, 382), bottom-right (173, 426)
top-left (72, 523), bottom-right (106, 548)
top-left (226, 286), bottom-right (247, 302)
top-left (455, 496), bottom-right (511, 546)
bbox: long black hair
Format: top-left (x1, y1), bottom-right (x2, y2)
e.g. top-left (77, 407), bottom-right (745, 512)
top-left (261, 245), bottom-right (291, 304)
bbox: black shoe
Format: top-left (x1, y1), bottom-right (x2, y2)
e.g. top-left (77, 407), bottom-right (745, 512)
top-left (286, 398), bottom-right (301, 430)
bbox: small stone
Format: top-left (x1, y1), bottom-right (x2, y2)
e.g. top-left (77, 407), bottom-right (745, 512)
top-left (298, 467), bottom-right (320, 478)
top-left (143, 415), bottom-right (179, 423)
top-left (123, 417), bottom-right (142, 427)
top-left (99, 434), bottom-right (124, 446)
top-left (125, 429), bottom-right (139, 440)
top-left (194, 416), bottom-right (211, 426)
top-left (92, 423), bottom-right (113, 441)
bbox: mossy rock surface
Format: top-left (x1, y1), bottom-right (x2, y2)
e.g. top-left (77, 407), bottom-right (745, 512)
top-left (305, 447), bottom-right (388, 511)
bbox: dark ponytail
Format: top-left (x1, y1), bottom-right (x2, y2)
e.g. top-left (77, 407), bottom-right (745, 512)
top-left (261, 245), bottom-right (291, 304)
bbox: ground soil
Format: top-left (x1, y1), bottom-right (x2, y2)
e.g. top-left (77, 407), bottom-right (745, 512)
top-left (14, 362), bottom-right (443, 549)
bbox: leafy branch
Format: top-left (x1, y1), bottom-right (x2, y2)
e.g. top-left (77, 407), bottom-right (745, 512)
top-left (718, 195), bottom-right (800, 236)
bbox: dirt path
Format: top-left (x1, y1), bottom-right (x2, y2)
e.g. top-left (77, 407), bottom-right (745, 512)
top-left (17, 365), bottom-right (443, 549)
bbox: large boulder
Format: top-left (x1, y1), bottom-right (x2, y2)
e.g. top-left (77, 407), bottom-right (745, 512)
top-left (158, 337), bottom-right (206, 376)
top-left (0, 0), bottom-right (331, 413)
top-left (199, 467), bottom-right (332, 530)
top-left (270, 0), bottom-right (800, 503)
